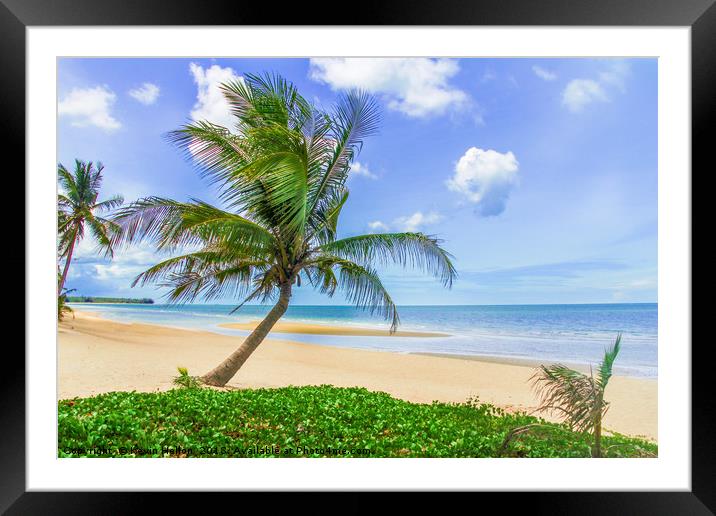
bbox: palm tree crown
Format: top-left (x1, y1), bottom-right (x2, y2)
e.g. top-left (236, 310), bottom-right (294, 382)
top-left (113, 73), bottom-right (456, 385)
top-left (57, 160), bottom-right (123, 293)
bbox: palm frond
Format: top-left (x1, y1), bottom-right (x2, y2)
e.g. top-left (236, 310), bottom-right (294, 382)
top-left (597, 333), bottom-right (622, 390)
top-left (85, 214), bottom-right (121, 258)
top-left (225, 72), bottom-right (313, 131)
top-left (306, 90), bottom-right (380, 218)
top-left (530, 364), bottom-right (600, 432)
top-left (111, 196), bottom-right (277, 258)
top-left (57, 164), bottom-right (78, 200)
top-left (168, 120), bottom-right (310, 237)
top-left (307, 254), bottom-right (399, 332)
top-left (319, 232), bottom-right (457, 287)
top-left (93, 195), bottom-right (124, 213)
top-left (308, 188), bottom-right (349, 244)
top-left (166, 121), bottom-right (248, 187)
top-left (154, 257), bottom-right (269, 304)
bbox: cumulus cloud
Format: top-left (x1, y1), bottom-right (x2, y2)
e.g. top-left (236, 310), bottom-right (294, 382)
top-left (189, 62), bottom-right (243, 128)
top-left (562, 60), bottom-right (631, 113)
top-left (393, 211), bottom-right (443, 232)
top-left (69, 239), bottom-right (160, 285)
top-left (446, 147), bottom-right (519, 217)
top-left (351, 162), bottom-right (377, 179)
top-left (309, 58), bottom-right (469, 118)
top-left (532, 65), bottom-right (557, 81)
top-left (561, 79), bottom-right (608, 113)
top-left (598, 60), bottom-right (631, 92)
top-left (58, 86), bottom-right (121, 131)
top-left (368, 220), bottom-right (390, 232)
top-left (367, 211), bottom-right (442, 233)
top-left (128, 82), bottom-right (160, 105)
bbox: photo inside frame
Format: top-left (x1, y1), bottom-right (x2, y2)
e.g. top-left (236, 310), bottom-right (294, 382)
top-left (55, 56), bottom-right (658, 461)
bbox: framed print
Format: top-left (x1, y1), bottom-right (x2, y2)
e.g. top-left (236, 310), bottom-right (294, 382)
top-left (3, 0), bottom-right (711, 511)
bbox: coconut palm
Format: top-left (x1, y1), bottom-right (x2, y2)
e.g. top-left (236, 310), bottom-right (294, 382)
top-left (113, 73), bottom-right (456, 387)
top-left (57, 160), bottom-right (124, 294)
top-left (530, 334), bottom-right (622, 457)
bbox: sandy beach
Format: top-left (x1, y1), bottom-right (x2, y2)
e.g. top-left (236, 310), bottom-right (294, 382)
top-left (219, 320), bottom-right (448, 337)
top-left (59, 311), bottom-right (657, 440)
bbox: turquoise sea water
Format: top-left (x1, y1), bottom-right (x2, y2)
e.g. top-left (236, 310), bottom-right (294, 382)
top-left (69, 303), bottom-right (658, 378)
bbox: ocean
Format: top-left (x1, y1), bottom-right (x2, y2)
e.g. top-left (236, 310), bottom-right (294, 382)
top-left (68, 303), bottom-right (658, 378)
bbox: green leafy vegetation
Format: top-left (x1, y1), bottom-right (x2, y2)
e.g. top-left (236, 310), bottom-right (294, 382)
top-left (58, 292), bottom-right (74, 321)
top-left (66, 296), bottom-right (154, 304)
top-left (58, 268), bottom-right (75, 321)
top-left (58, 290), bottom-right (75, 321)
top-left (172, 367), bottom-right (202, 389)
top-left (58, 385), bottom-right (655, 458)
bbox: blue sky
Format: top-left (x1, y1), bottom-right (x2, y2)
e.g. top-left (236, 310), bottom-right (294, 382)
top-left (58, 57), bottom-right (657, 305)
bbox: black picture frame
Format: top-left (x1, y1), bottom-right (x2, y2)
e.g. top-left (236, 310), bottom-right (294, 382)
top-left (3, 0), bottom-right (710, 512)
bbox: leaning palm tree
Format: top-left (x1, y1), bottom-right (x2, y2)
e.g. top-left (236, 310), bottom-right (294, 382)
top-left (57, 160), bottom-right (124, 293)
top-left (112, 73), bottom-right (456, 387)
top-left (530, 334), bottom-right (622, 457)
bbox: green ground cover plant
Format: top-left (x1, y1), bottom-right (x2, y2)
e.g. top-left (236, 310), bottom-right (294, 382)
top-left (58, 385), bottom-right (656, 458)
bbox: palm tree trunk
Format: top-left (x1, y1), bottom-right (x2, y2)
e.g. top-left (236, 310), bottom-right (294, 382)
top-left (592, 419), bottom-right (602, 458)
top-left (592, 400), bottom-right (603, 458)
top-left (201, 282), bottom-right (292, 387)
top-left (58, 228), bottom-right (78, 295)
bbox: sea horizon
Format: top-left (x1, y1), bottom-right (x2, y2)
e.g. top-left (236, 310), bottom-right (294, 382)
top-left (69, 300), bottom-right (657, 306)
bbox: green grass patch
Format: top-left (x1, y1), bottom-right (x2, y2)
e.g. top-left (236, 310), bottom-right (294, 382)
top-left (58, 385), bottom-right (656, 458)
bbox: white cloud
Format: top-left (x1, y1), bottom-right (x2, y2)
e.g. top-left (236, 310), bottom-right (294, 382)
top-left (610, 276), bottom-right (656, 301)
top-left (189, 62), bottom-right (243, 129)
top-left (598, 60), bottom-right (631, 92)
top-left (481, 70), bottom-right (497, 83)
top-left (64, 238), bottom-right (203, 297)
top-left (70, 239), bottom-right (161, 282)
top-left (368, 221), bottom-right (390, 232)
top-left (58, 85), bottom-right (121, 131)
top-left (561, 79), bottom-right (608, 113)
top-left (351, 162), bottom-right (377, 179)
top-left (309, 58), bottom-right (469, 118)
top-left (393, 211), bottom-right (443, 232)
top-left (128, 82), bottom-right (160, 105)
top-left (446, 147), bottom-right (519, 217)
top-left (532, 65), bottom-right (557, 81)
top-left (561, 60), bottom-right (631, 113)
top-left (367, 211), bottom-right (443, 233)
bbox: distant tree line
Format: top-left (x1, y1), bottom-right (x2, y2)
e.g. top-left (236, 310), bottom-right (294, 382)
top-left (66, 296), bottom-right (154, 304)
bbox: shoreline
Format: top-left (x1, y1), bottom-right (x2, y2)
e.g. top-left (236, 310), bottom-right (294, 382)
top-left (219, 320), bottom-right (449, 337)
top-left (71, 307), bottom-right (655, 379)
top-left (58, 311), bottom-right (657, 440)
top-left (411, 352), bottom-right (657, 379)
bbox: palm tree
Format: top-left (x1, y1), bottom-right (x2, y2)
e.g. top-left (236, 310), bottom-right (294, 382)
top-left (57, 160), bottom-right (124, 294)
top-left (113, 73), bottom-right (457, 387)
top-left (530, 334), bottom-right (622, 457)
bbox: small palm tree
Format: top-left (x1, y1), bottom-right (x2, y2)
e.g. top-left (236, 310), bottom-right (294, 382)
top-left (113, 73), bottom-right (456, 387)
top-left (57, 160), bottom-right (124, 294)
top-left (530, 334), bottom-right (622, 457)
top-left (57, 267), bottom-right (76, 321)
